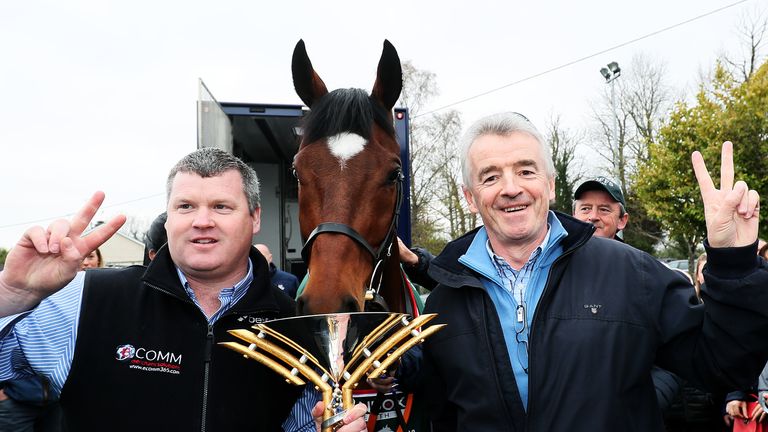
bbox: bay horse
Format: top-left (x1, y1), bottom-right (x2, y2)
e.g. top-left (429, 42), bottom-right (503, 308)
top-left (291, 40), bottom-right (413, 316)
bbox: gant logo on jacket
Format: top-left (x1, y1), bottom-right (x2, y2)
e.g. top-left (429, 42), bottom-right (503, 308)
top-left (115, 343), bottom-right (183, 376)
top-left (583, 304), bottom-right (602, 314)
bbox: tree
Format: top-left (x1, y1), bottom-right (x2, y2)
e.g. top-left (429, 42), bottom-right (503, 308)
top-left (427, 111), bottom-right (475, 240)
top-left (398, 61), bottom-right (469, 252)
top-left (0, 248), bottom-right (7, 267)
top-left (590, 55), bottom-right (673, 252)
top-left (636, 59), bottom-right (768, 273)
top-left (545, 115), bottom-right (583, 213)
top-left (635, 97), bottom-right (710, 273)
top-left (721, 8), bottom-right (767, 83)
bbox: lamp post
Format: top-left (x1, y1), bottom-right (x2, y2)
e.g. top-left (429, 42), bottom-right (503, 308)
top-left (599, 62), bottom-right (621, 177)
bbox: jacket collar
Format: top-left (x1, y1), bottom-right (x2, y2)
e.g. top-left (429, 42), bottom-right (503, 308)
top-left (427, 211), bottom-right (595, 288)
top-left (140, 245), bottom-right (282, 314)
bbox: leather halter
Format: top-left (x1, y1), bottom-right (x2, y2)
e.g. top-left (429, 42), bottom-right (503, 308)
top-left (301, 169), bottom-right (404, 311)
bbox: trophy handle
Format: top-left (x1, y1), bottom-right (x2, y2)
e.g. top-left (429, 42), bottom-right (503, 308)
top-left (347, 313), bottom-right (404, 369)
top-left (254, 324), bottom-right (324, 369)
top-left (219, 342), bottom-right (306, 386)
top-left (367, 324), bottom-right (446, 378)
top-left (341, 314), bottom-right (440, 407)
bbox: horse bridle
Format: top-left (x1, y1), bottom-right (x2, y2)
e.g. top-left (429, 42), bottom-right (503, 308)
top-left (300, 168), bottom-right (404, 311)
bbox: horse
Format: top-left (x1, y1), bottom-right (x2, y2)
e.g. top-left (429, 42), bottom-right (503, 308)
top-left (291, 39), bottom-right (413, 316)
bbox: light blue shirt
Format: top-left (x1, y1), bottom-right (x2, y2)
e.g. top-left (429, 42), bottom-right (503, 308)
top-left (458, 211), bottom-right (567, 410)
top-left (0, 259), bottom-right (317, 431)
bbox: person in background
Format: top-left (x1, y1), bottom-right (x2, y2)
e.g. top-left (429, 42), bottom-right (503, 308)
top-left (255, 243), bottom-right (299, 298)
top-left (571, 176), bottom-right (683, 413)
top-left (694, 252), bottom-right (707, 298)
top-left (142, 212), bottom-right (168, 265)
top-left (80, 248), bottom-right (102, 269)
top-left (0, 376), bottom-right (61, 432)
top-left (664, 250), bottom-right (726, 432)
top-left (723, 242), bottom-right (768, 430)
top-left (724, 364), bottom-right (768, 429)
top-left (572, 176), bottom-right (629, 240)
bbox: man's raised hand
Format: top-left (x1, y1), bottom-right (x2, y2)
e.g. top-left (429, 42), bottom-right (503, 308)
top-left (0, 192), bottom-right (125, 316)
top-left (692, 141), bottom-right (760, 248)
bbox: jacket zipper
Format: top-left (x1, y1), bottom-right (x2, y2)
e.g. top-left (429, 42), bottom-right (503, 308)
top-left (525, 233), bottom-right (591, 431)
top-left (479, 292), bottom-right (518, 428)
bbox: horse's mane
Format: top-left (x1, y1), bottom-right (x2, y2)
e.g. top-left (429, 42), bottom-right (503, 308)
top-left (302, 88), bottom-right (395, 145)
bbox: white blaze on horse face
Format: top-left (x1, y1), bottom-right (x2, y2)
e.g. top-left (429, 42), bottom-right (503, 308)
top-left (327, 132), bottom-right (367, 169)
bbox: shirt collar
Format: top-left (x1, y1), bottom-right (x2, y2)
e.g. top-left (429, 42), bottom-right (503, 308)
top-left (175, 258), bottom-right (254, 301)
top-left (461, 211), bottom-right (568, 277)
top-left (484, 217), bottom-right (554, 272)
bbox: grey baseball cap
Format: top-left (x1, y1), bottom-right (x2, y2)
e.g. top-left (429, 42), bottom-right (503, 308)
top-left (574, 176), bottom-right (625, 207)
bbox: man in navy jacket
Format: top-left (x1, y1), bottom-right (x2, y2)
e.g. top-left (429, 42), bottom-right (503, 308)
top-left (404, 112), bottom-right (767, 431)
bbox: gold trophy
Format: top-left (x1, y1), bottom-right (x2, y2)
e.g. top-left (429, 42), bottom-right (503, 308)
top-left (221, 312), bottom-right (444, 431)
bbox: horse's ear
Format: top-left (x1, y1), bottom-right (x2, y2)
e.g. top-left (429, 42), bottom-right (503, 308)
top-left (292, 40), bottom-right (328, 108)
top-left (371, 40), bottom-right (402, 111)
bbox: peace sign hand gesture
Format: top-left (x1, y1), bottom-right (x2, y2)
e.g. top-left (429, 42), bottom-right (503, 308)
top-left (692, 141), bottom-right (760, 248)
top-left (0, 192), bottom-right (126, 317)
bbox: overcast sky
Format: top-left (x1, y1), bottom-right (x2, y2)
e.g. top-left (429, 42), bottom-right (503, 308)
top-left (0, 0), bottom-right (762, 249)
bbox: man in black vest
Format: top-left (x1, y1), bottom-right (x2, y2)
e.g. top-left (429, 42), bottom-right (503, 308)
top-left (0, 148), bottom-right (366, 431)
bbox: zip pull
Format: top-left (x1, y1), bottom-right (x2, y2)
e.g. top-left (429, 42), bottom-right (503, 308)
top-left (516, 305), bottom-right (524, 323)
top-left (204, 325), bottom-right (214, 362)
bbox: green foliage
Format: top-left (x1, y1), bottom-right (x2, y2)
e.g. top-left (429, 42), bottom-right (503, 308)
top-left (411, 216), bottom-right (448, 256)
top-left (622, 190), bottom-right (663, 254)
top-left (635, 60), bottom-right (768, 263)
top-left (547, 116), bottom-right (583, 214)
top-left (0, 248), bottom-right (7, 266)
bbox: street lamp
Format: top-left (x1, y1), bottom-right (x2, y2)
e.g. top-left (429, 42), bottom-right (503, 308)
top-left (600, 61), bottom-right (621, 183)
top-left (600, 62), bottom-right (621, 83)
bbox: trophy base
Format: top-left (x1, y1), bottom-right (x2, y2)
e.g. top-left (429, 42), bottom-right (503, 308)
top-left (321, 409), bottom-right (349, 431)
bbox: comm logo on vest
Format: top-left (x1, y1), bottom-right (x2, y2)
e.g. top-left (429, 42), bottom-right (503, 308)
top-left (115, 343), bottom-right (183, 376)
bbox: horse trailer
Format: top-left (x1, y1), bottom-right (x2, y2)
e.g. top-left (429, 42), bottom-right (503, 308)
top-left (196, 80), bottom-right (412, 280)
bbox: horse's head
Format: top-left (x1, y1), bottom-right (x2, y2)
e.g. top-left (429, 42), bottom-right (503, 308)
top-left (292, 40), bottom-right (404, 315)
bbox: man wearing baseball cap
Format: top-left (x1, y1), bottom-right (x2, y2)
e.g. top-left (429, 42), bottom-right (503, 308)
top-left (573, 175), bottom-right (686, 413)
top-left (573, 176), bottom-right (629, 240)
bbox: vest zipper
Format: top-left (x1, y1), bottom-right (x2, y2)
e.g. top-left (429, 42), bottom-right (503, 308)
top-left (201, 324), bottom-right (214, 432)
top-left (145, 280), bottom-right (280, 430)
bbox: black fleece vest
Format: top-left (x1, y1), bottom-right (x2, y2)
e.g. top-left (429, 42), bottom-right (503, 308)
top-left (60, 251), bottom-right (302, 431)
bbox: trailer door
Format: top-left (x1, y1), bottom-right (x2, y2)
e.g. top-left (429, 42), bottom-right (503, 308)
top-left (197, 79), bottom-right (233, 152)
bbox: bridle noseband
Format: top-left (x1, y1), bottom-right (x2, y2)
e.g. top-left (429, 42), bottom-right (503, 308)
top-left (300, 169), bottom-right (404, 311)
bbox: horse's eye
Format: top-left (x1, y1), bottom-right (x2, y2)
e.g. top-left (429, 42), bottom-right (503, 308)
top-left (388, 169), bottom-right (402, 183)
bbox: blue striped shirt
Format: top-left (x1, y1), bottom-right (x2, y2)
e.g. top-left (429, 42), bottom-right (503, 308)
top-left (0, 260), bottom-right (317, 431)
